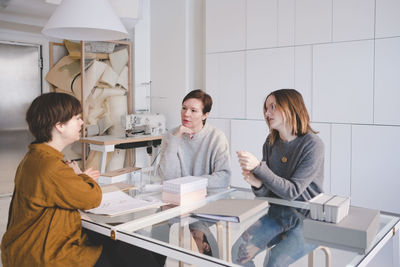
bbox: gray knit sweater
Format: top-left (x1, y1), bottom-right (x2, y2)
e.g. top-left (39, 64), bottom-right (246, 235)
top-left (157, 123), bottom-right (231, 189)
top-left (252, 132), bottom-right (324, 201)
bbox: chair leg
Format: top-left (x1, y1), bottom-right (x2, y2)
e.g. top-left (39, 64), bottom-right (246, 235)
top-left (308, 249), bottom-right (315, 267)
top-left (308, 246), bottom-right (331, 267)
top-left (216, 221), bottom-right (224, 259)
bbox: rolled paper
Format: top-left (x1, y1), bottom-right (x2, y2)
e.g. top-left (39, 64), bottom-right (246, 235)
top-left (86, 150), bottom-right (102, 171)
top-left (73, 60), bottom-right (107, 102)
top-left (116, 65), bottom-right (129, 90)
top-left (109, 48), bottom-right (128, 74)
top-left (106, 149), bottom-right (126, 172)
top-left (100, 64), bottom-right (119, 87)
top-left (97, 114), bottom-right (113, 135)
top-left (107, 95), bottom-right (127, 137)
top-left (46, 56), bottom-right (80, 93)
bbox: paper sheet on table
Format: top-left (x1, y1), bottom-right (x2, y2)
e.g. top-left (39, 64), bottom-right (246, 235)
top-left (85, 191), bottom-right (163, 217)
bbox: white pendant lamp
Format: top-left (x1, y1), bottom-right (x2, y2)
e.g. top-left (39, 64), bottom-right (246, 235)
top-left (42, 0), bottom-right (129, 41)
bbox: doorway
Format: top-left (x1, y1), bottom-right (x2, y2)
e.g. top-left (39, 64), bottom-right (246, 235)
top-left (0, 41), bottom-right (42, 195)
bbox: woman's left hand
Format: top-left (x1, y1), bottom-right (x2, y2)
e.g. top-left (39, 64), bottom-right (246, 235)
top-left (83, 168), bottom-right (100, 181)
top-left (242, 170), bottom-right (262, 188)
top-left (237, 151), bottom-right (260, 171)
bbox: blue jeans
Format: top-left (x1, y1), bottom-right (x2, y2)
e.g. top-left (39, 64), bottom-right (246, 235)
top-left (232, 204), bottom-right (316, 267)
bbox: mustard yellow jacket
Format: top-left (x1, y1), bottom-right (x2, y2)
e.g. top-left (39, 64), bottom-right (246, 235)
top-left (1, 143), bottom-right (102, 267)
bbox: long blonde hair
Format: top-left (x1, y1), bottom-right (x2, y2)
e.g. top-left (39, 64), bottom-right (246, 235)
top-left (264, 89), bottom-right (317, 145)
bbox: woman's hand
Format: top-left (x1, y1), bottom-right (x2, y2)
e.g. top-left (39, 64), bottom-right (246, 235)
top-left (66, 159), bottom-right (82, 174)
top-left (83, 168), bottom-right (100, 181)
top-left (242, 170), bottom-right (262, 188)
top-left (237, 151), bottom-right (260, 171)
top-left (174, 125), bottom-right (195, 139)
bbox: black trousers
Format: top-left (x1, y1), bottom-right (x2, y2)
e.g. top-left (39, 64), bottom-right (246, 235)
top-left (84, 229), bottom-right (166, 267)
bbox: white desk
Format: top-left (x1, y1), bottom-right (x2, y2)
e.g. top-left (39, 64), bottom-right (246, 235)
top-left (80, 135), bottom-right (162, 173)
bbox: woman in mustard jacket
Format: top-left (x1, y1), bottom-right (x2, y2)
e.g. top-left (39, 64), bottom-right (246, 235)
top-left (1, 93), bottom-right (103, 266)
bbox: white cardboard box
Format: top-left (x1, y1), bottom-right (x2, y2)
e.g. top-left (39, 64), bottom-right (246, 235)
top-left (304, 206), bottom-right (380, 254)
top-left (309, 193), bottom-right (350, 223)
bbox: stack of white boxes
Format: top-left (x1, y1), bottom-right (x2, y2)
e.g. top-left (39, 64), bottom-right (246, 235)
top-left (308, 193), bottom-right (351, 223)
top-left (162, 176), bottom-right (208, 205)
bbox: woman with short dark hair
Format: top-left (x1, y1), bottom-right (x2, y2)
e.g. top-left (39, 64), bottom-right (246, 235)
top-left (1, 92), bottom-right (102, 266)
top-left (157, 89), bottom-right (231, 189)
top-left (1, 92), bottom-right (162, 267)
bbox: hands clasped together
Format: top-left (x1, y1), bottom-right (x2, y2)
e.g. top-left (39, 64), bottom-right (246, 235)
top-left (237, 151), bottom-right (262, 188)
top-left (66, 159), bottom-right (100, 181)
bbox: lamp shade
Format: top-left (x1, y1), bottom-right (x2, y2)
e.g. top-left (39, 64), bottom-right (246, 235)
top-left (42, 0), bottom-right (129, 41)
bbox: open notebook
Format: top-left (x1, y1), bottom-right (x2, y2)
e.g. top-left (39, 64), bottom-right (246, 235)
top-left (85, 190), bottom-right (163, 217)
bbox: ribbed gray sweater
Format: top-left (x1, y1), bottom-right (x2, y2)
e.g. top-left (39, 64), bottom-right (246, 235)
top-left (252, 132), bottom-right (324, 201)
top-left (157, 123), bottom-right (231, 189)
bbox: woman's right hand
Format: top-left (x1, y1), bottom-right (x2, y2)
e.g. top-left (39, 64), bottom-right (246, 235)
top-left (174, 125), bottom-right (195, 139)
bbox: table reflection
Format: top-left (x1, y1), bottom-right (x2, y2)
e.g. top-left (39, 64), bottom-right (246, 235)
top-left (232, 204), bottom-right (316, 267)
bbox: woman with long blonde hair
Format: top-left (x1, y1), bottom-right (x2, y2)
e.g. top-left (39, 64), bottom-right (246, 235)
top-left (237, 88), bottom-right (324, 201)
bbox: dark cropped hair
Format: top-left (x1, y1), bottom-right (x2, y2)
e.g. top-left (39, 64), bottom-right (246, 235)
top-left (264, 89), bottom-right (317, 145)
top-left (182, 89), bottom-right (213, 125)
top-left (26, 92), bottom-right (82, 143)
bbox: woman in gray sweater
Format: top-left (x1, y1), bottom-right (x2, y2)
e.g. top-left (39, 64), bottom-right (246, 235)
top-left (157, 89), bottom-right (231, 189)
top-left (233, 89), bottom-right (324, 266)
top-left (237, 88), bottom-right (324, 201)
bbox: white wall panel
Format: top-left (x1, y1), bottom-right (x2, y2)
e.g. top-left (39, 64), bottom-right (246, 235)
top-left (351, 125), bottom-right (400, 213)
top-left (294, 45), bottom-right (312, 116)
top-left (206, 52), bottom-right (246, 119)
top-left (246, 47), bottom-right (295, 120)
top-left (330, 124), bottom-right (351, 196)
top-left (231, 120), bottom-right (269, 188)
top-left (278, 0), bottom-right (295, 46)
top-left (207, 118), bottom-right (231, 145)
top-left (376, 0), bottom-right (400, 38)
top-left (246, 0), bottom-right (277, 49)
top-left (205, 0), bottom-right (246, 53)
top-left (312, 41), bottom-right (374, 123)
top-left (332, 0), bottom-right (374, 42)
top-left (374, 38), bottom-right (400, 125)
top-left (295, 0), bottom-right (332, 45)
top-left (311, 123), bottom-right (331, 193)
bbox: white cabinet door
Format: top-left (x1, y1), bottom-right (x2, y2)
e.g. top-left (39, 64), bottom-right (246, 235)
top-left (206, 52), bottom-right (246, 119)
top-left (246, 47), bottom-right (295, 120)
top-left (352, 125), bottom-right (400, 214)
top-left (295, 0), bottom-right (332, 45)
top-left (332, 0), bottom-right (374, 42)
top-left (205, 0), bottom-right (246, 53)
top-left (374, 37), bottom-right (400, 126)
top-left (376, 0), bottom-right (400, 38)
top-left (246, 0), bottom-right (278, 49)
top-left (312, 40), bottom-right (374, 124)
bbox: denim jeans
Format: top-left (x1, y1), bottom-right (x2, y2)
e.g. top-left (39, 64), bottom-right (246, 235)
top-left (232, 204), bottom-right (316, 267)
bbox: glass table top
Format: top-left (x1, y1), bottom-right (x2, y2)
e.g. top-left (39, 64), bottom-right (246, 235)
top-left (81, 188), bottom-right (400, 267)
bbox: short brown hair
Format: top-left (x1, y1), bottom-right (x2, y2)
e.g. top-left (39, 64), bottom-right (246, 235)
top-left (26, 92), bottom-right (82, 143)
top-left (264, 89), bottom-right (316, 145)
top-left (182, 89), bottom-right (212, 125)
